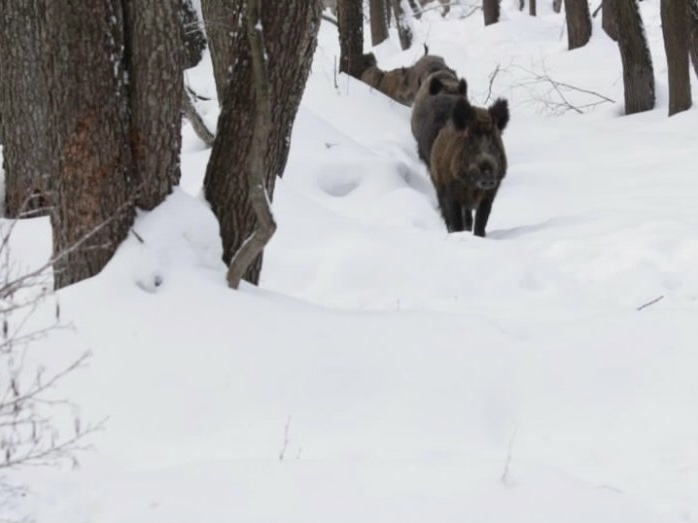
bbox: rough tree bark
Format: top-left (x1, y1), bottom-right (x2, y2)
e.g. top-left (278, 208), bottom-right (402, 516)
top-left (43, 0), bottom-right (134, 289)
top-left (661, 0), bottom-right (692, 115)
top-left (203, 0), bottom-right (322, 284)
top-left (0, 0), bottom-right (51, 218)
top-left (391, 0), bottom-right (414, 50)
top-left (226, 0), bottom-right (275, 289)
top-left (123, 0), bottom-right (183, 210)
top-left (370, 0), bottom-right (390, 46)
top-left (613, 0), bottom-right (655, 114)
top-left (602, 0), bottom-right (618, 41)
top-left (338, 0), bottom-right (366, 77)
top-left (201, 0), bottom-right (236, 101)
top-left (483, 0), bottom-right (500, 25)
top-left (565, 0), bottom-right (592, 50)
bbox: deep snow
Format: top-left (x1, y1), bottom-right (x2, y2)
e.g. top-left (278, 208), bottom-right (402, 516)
top-left (2, 1), bottom-right (698, 521)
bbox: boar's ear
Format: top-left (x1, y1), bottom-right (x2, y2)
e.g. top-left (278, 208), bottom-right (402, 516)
top-left (429, 76), bottom-right (444, 95)
top-left (452, 98), bottom-right (476, 130)
top-left (489, 98), bottom-right (509, 131)
top-left (458, 78), bottom-right (467, 97)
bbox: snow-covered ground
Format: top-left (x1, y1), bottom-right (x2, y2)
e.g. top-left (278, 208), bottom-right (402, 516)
top-left (3, 1), bottom-right (698, 521)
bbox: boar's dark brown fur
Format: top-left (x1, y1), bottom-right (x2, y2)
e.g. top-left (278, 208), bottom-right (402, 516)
top-left (410, 71), bottom-right (467, 167)
top-left (429, 97), bottom-right (509, 237)
top-left (404, 54), bottom-right (457, 105)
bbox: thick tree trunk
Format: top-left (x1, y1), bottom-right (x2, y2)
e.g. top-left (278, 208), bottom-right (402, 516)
top-left (483, 0), bottom-right (500, 25)
top-left (565, 0), bottom-right (592, 50)
top-left (338, 0), bottom-right (366, 77)
top-left (661, 0), bottom-right (692, 115)
top-left (602, 0), bottom-right (618, 41)
top-left (200, 0), bottom-right (236, 102)
top-left (391, 0), bottom-right (413, 50)
top-left (613, 0), bottom-right (655, 114)
top-left (370, 0), bottom-right (390, 46)
top-left (43, 0), bottom-right (135, 289)
top-left (203, 0), bottom-right (322, 284)
top-left (0, 1), bottom-right (51, 218)
top-left (180, 0), bottom-right (207, 70)
top-left (124, 0), bottom-right (183, 210)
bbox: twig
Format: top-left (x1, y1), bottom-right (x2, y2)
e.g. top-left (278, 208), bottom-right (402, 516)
top-left (592, 2), bottom-right (603, 17)
top-left (484, 63), bottom-right (502, 104)
top-left (637, 295), bottom-right (664, 311)
top-left (500, 426), bottom-right (518, 485)
top-left (322, 13), bottom-right (338, 26)
top-left (278, 415), bottom-right (291, 461)
top-left (181, 88), bottom-right (215, 147)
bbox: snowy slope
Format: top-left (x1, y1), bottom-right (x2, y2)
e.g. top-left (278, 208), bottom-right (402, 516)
top-left (3, 1), bottom-right (698, 522)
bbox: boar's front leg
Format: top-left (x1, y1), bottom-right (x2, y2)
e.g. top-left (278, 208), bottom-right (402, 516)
top-left (437, 189), bottom-right (464, 232)
top-left (473, 193), bottom-right (495, 237)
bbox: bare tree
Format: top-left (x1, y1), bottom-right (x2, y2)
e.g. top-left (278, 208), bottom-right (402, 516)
top-left (661, 0), bottom-right (692, 115)
top-left (42, 0), bottom-right (135, 289)
top-left (201, 0), bottom-right (236, 102)
top-left (602, 0), bottom-right (618, 41)
top-left (338, 0), bottom-right (368, 77)
top-left (226, 0), bottom-right (275, 288)
top-left (565, 0), bottom-right (592, 50)
top-left (124, 1), bottom-right (183, 210)
top-left (370, 0), bottom-right (390, 46)
top-left (391, 0), bottom-right (414, 50)
top-left (204, 1), bottom-right (322, 284)
top-left (0, 1), bottom-right (50, 218)
top-left (483, 0), bottom-right (500, 25)
top-left (687, 0), bottom-right (698, 78)
top-left (613, 0), bottom-right (655, 114)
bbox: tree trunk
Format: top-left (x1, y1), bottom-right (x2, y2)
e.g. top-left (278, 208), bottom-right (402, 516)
top-left (687, 0), bottom-right (698, 78)
top-left (338, 0), bottom-right (366, 77)
top-left (200, 0), bottom-right (236, 102)
top-left (180, 0), bottom-right (207, 70)
top-left (553, 0), bottom-right (563, 13)
top-left (43, 0), bottom-right (135, 289)
top-left (0, 0), bottom-right (51, 218)
top-left (530, 0), bottom-right (537, 16)
top-left (203, 0), bottom-right (322, 284)
top-left (391, 0), bottom-right (413, 50)
top-left (123, 0), bottom-right (183, 211)
top-left (613, 0), bottom-right (655, 114)
top-left (602, 0), bottom-right (618, 41)
top-left (483, 0), bottom-right (500, 25)
top-left (661, 0), bottom-right (692, 115)
top-left (226, 0), bottom-right (276, 289)
top-left (565, 0), bottom-right (592, 50)
top-left (370, 0), bottom-right (389, 46)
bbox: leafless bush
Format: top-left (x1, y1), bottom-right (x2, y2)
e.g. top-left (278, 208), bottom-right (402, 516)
top-left (0, 203), bottom-right (97, 510)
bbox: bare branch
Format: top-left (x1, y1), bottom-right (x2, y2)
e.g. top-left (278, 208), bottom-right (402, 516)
top-left (182, 87), bottom-right (216, 147)
top-left (637, 295), bottom-right (664, 311)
